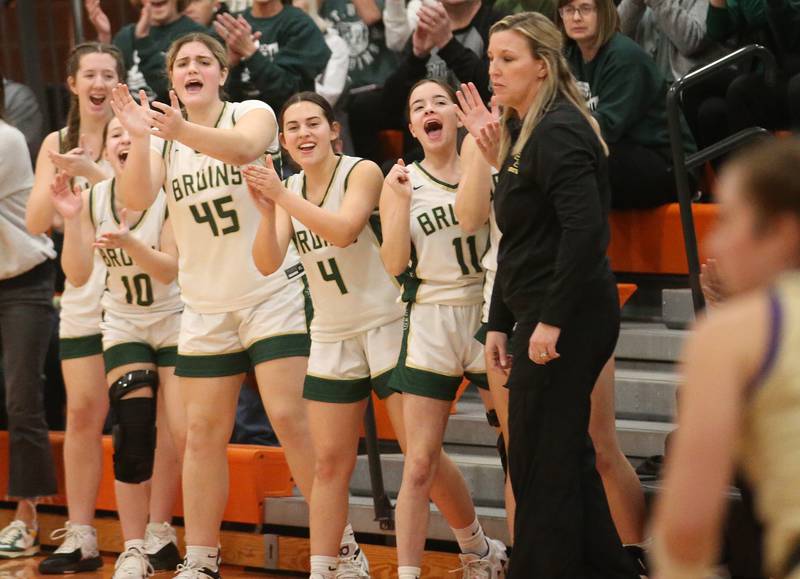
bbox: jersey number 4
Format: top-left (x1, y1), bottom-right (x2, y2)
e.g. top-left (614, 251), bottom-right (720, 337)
top-left (452, 236), bottom-right (482, 275)
top-left (190, 195), bottom-right (240, 236)
top-left (317, 258), bottom-right (348, 295)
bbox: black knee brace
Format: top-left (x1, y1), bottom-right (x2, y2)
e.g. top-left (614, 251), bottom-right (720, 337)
top-left (109, 369), bottom-right (159, 484)
top-left (485, 409), bottom-right (500, 428)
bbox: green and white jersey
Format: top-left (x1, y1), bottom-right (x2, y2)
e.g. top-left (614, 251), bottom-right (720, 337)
top-left (155, 100), bottom-right (303, 314)
top-left (404, 162), bottom-right (488, 306)
top-left (90, 178), bottom-right (182, 316)
top-left (285, 155), bottom-right (403, 342)
top-left (481, 170), bottom-right (501, 275)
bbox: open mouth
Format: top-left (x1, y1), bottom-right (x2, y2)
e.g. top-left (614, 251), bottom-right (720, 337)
top-left (118, 151), bottom-right (129, 166)
top-left (423, 118), bottom-right (443, 140)
top-left (89, 94), bottom-right (106, 106)
top-left (298, 142), bottom-right (316, 153)
top-left (184, 79), bottom-right (204, 94)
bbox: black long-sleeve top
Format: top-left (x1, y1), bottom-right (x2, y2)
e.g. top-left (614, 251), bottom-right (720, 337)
top-left (488, 97), bottom-right (614, 334)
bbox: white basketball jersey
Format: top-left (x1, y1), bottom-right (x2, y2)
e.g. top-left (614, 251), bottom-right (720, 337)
top-left (481, 170), bottom-right (501, 275)
top-left (285, 155), bottom-right (403, 341)
top-left (90, 178), bottom-right (182, 315)
top-left (156, 100), bottom-right (303, 314)
top-left (405, 162), bottom-right (488, 305)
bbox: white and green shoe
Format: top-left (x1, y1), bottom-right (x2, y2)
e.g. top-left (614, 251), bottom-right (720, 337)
top-left (0, 520), bottom-right (39, 559)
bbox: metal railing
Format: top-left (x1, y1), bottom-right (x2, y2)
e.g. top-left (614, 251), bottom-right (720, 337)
top-left (666, 44), bottom-right (777, 312)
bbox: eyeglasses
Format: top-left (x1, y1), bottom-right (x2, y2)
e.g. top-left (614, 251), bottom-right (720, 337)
top-left (559, 4), bottom-right (597, 18)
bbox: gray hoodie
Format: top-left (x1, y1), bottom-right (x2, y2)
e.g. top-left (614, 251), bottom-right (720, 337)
top-left (618, 0), bottom-right (729, 81)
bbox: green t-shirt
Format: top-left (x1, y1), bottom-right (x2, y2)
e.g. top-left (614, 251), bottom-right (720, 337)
top-left (566, 33), bottom-right (695, 154)
top-left (227, 6), bottom-right (332, 113)
top-left (113, 15), bottom-right (207, 103)
top-left (320, 0), bottom-right (398, 88)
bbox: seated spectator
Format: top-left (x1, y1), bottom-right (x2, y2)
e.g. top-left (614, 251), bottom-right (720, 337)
top-left (2, 77), bottom-right (45, 161)
top-left (86, 0), bottom-right (206, 103)
top-left (707, 0), bottom-right (800, 134)
top-left (214, 0), bottom-right (331, 115)
top-left (559, 0), bottom-right (696, 208)
top-left (320, 0), bottom-right (400, 160)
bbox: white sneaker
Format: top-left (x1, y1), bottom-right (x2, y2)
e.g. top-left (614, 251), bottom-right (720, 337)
top-left (113, 545), bottom-right (154, 579)
top-left (336, 544), bottom-right (370, 578)
top-left (38, 522), bottom-right (103, 573)
top-left (144, 522), bottom-right (181, 571)
top-left (0, 520), bottom-right (39, 559)
top-left (174, 557), bottom-right (221, 579)
top-left (454, 537), bottom-right (508, 579)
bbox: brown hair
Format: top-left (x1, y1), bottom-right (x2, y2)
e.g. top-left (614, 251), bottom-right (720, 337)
top-left (490, 12), bottom-right (607, 164)
top-left (0, 72), bottom-right (5, 121)
top-left (405, 78), bottom-right (458, 123)
top-left (165, 32), bottom-right (228, 98)
top-left (64, 42), bottom-right (125, 152)
top-left (555, 0), bottom-right (619, 51)
top-left (279, 91), bottom-right (337, 131)
top-left (729, 139), bottom-right (800, 229)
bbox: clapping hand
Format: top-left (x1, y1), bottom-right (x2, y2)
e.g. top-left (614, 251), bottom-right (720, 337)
top-left (84, 0), bottom-right (111, 43)
top-left (48, 135), bottom-right (98, 179)
top-left (50, 173), bottom-right (83, 220)
top-left (243, 155), bottom-right (283, 216)
top-left (110, 84), bottom-right (155, 139)
top-left (151, 91), bottom-right (186, 141)
top-left (94, 208), bottom-right (132, 250)
top-left (456, 82), bottom-right (501, 167)
top-left (384, 159), bottom-right (412, 199)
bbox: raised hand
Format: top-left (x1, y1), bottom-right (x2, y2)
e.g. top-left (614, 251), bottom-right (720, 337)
top-left (94, 208), bottom-right (132, 250)
top-left (50, 173), bottom-right (84, 220)
top-left (135, 1), bottom-right (152, 39)
top-left (110, 84), bottom-right (155, 139)
top-left (214, 12), bottom-right (259, 59)
top-left (456, 84), bottom-right (501, 166)
top-left (417, 3), bottom-right (452, 49)
top-left (85, 0), bottom-right (111, 43)
top-left (243, 155), bottom-right (284, 215)
top-left (412, 21), bottom-right (435, 58)
top-left (384, 159), bottom-right (412, 198)
top-left (151, 90), bottom-right (186, 141)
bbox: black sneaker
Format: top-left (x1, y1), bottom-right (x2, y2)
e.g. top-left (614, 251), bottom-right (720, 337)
top-left (174, 557), bottom-right (221, 579)
top-left (38, 523), bottom-right (103, 574)
top-left (624, 544), bottom-right (649, 578)
top-left (144, 522), bottom-right (181, 571)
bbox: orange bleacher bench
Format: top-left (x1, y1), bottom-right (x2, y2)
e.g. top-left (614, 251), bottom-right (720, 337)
top-left (608, 203), bottom-right (718, 275)
top-left (0, 432), bottom-right (293, 525)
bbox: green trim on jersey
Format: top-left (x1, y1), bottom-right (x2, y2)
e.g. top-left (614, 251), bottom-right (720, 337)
top-left (302, 275), bottom-right (314, 332)
top-left (157, 345), bottom-right (178, 367)
top-left (110, 179), bottom-right (148, 231)
top-left (248, 332), bottom-right (311, 365)
top-left (401, 245), bottom-right (421, 303)
top-left (474, 322), bottom-right (488, 345)
top-left (60, 334), bottom-right (103, 360)
top-left (413, 161), bottom-right (458, 191)
top-left (175, 350), bottom-right (250, 377)
top-left (88, 185), bottom-right (97, 228)
top-left (302, 154), bottom-right (344, 206)
top-left (343, 158), bottom-right (367, 190)
top-left (191, 102), bottom-right (228, 154)
top-left (103, 342), bottom-right (156, 373)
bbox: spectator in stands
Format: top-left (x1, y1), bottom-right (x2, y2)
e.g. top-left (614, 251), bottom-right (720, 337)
top-left (0, 74), bottom-right (59, 561)
top-left (651, 138), bottom-right (800, 579)
top-left (87, 0), bottom-right (206, 103)
top-left (461, 12), bottom-right (641, 579)
top-left (381, 0), bottom-right (506, 154)
top-left (707, 0), bottom-right (800, 134)
top-left (213, 0), bottom-right (331, 115)
top-left (184, 0), bottom-right (228, 27)
top-left (2, 77), bottom-right (45, 160)
top-left (317, 0), bottom-right (399, 160)
top-left (558, 0), bottom-right (696, 209)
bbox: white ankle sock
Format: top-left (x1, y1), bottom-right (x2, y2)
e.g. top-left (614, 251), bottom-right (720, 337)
top-left (186, 545), bottom-right (219, 571)
top-left (398, 565), bottom-right (421, 579)
top-left (124, 539), bottom-right (145, 551)
top-left (310, 555), bottom-right (338, 577)
top-left (452, 518), bottom-right (488, 557)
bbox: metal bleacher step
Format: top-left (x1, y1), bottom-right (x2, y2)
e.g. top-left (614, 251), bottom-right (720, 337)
top-left (615, 364), bottom-right (678, 421)
top-left (616, 322), bottom-right (688, 362)
top-left (264, 495), bottom-right (512, 545)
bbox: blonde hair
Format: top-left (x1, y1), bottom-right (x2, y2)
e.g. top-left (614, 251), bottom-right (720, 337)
top-left (491, 12), bottom-right (607, 165)
top-left (165, 32), bottom-right (228, 97)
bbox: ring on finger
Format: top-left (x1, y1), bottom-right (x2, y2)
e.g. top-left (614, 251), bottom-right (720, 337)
top-left (539, 352), bottom-right (548, 359)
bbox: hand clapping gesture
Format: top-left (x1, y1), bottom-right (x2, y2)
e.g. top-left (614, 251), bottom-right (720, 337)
top-left (384, 159), bottom-right (412, 199)
top-left (84, 0), bottom-right (111, 43)
top-left (94, 208), bottom-right (133, 250)
top-left (110, 84), bottom-right (156, 138)
top-left (456, 82), bottom-right (501, 168)
top-left (48, 135), bottom-right (98, 179)
top-left (243, 155), bottom-right (284, 216)
top-left (151, 90), bottom-right (187, 141)
top-left (50, 173), bottom-right (84, 221)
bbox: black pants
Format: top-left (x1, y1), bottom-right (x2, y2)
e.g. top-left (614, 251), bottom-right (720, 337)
top-left (0, 260), bottom-right (58, 498)
top-left (608, 141), bottom-right (676, 209)
top-left (506, 279), bottom-right (638, 579)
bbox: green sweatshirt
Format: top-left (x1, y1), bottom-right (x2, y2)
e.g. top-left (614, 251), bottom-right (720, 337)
top-left (320, 0), bottom-right (398, 88)
top-left (706, 0), bottom-right (800, 52)
top-left (113, 15), bottom-right (206, 104)
top-left (566, 33), bottom-right (695, 154)
top-left (227, 6), bottom-right (331, 113)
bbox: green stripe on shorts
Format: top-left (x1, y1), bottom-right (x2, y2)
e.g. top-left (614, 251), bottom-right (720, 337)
top-left (175, 351), bottom-right (250, 377)
top-left (248, 332), bottom-right (310, 366)
top-left (474, 322), bottom-right (488, 345)
top-left (371, 368), bottom-right (396, 400)
top-left (465, 371), bottom-right (489, 390)
top-left (103, 342), bottom-right (156, 373)
top-left (304, 375), bottom-right (372, 403)
top-left (156, 346), bottom-right (178, 368)
top-left (390, 365), bottom-right (464, 401)
top-left (60, 334), bottom-right (103, 360)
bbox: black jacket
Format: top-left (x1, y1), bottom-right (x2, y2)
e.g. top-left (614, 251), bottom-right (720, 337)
top-left (488, 97), bottom-right (614, 334)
